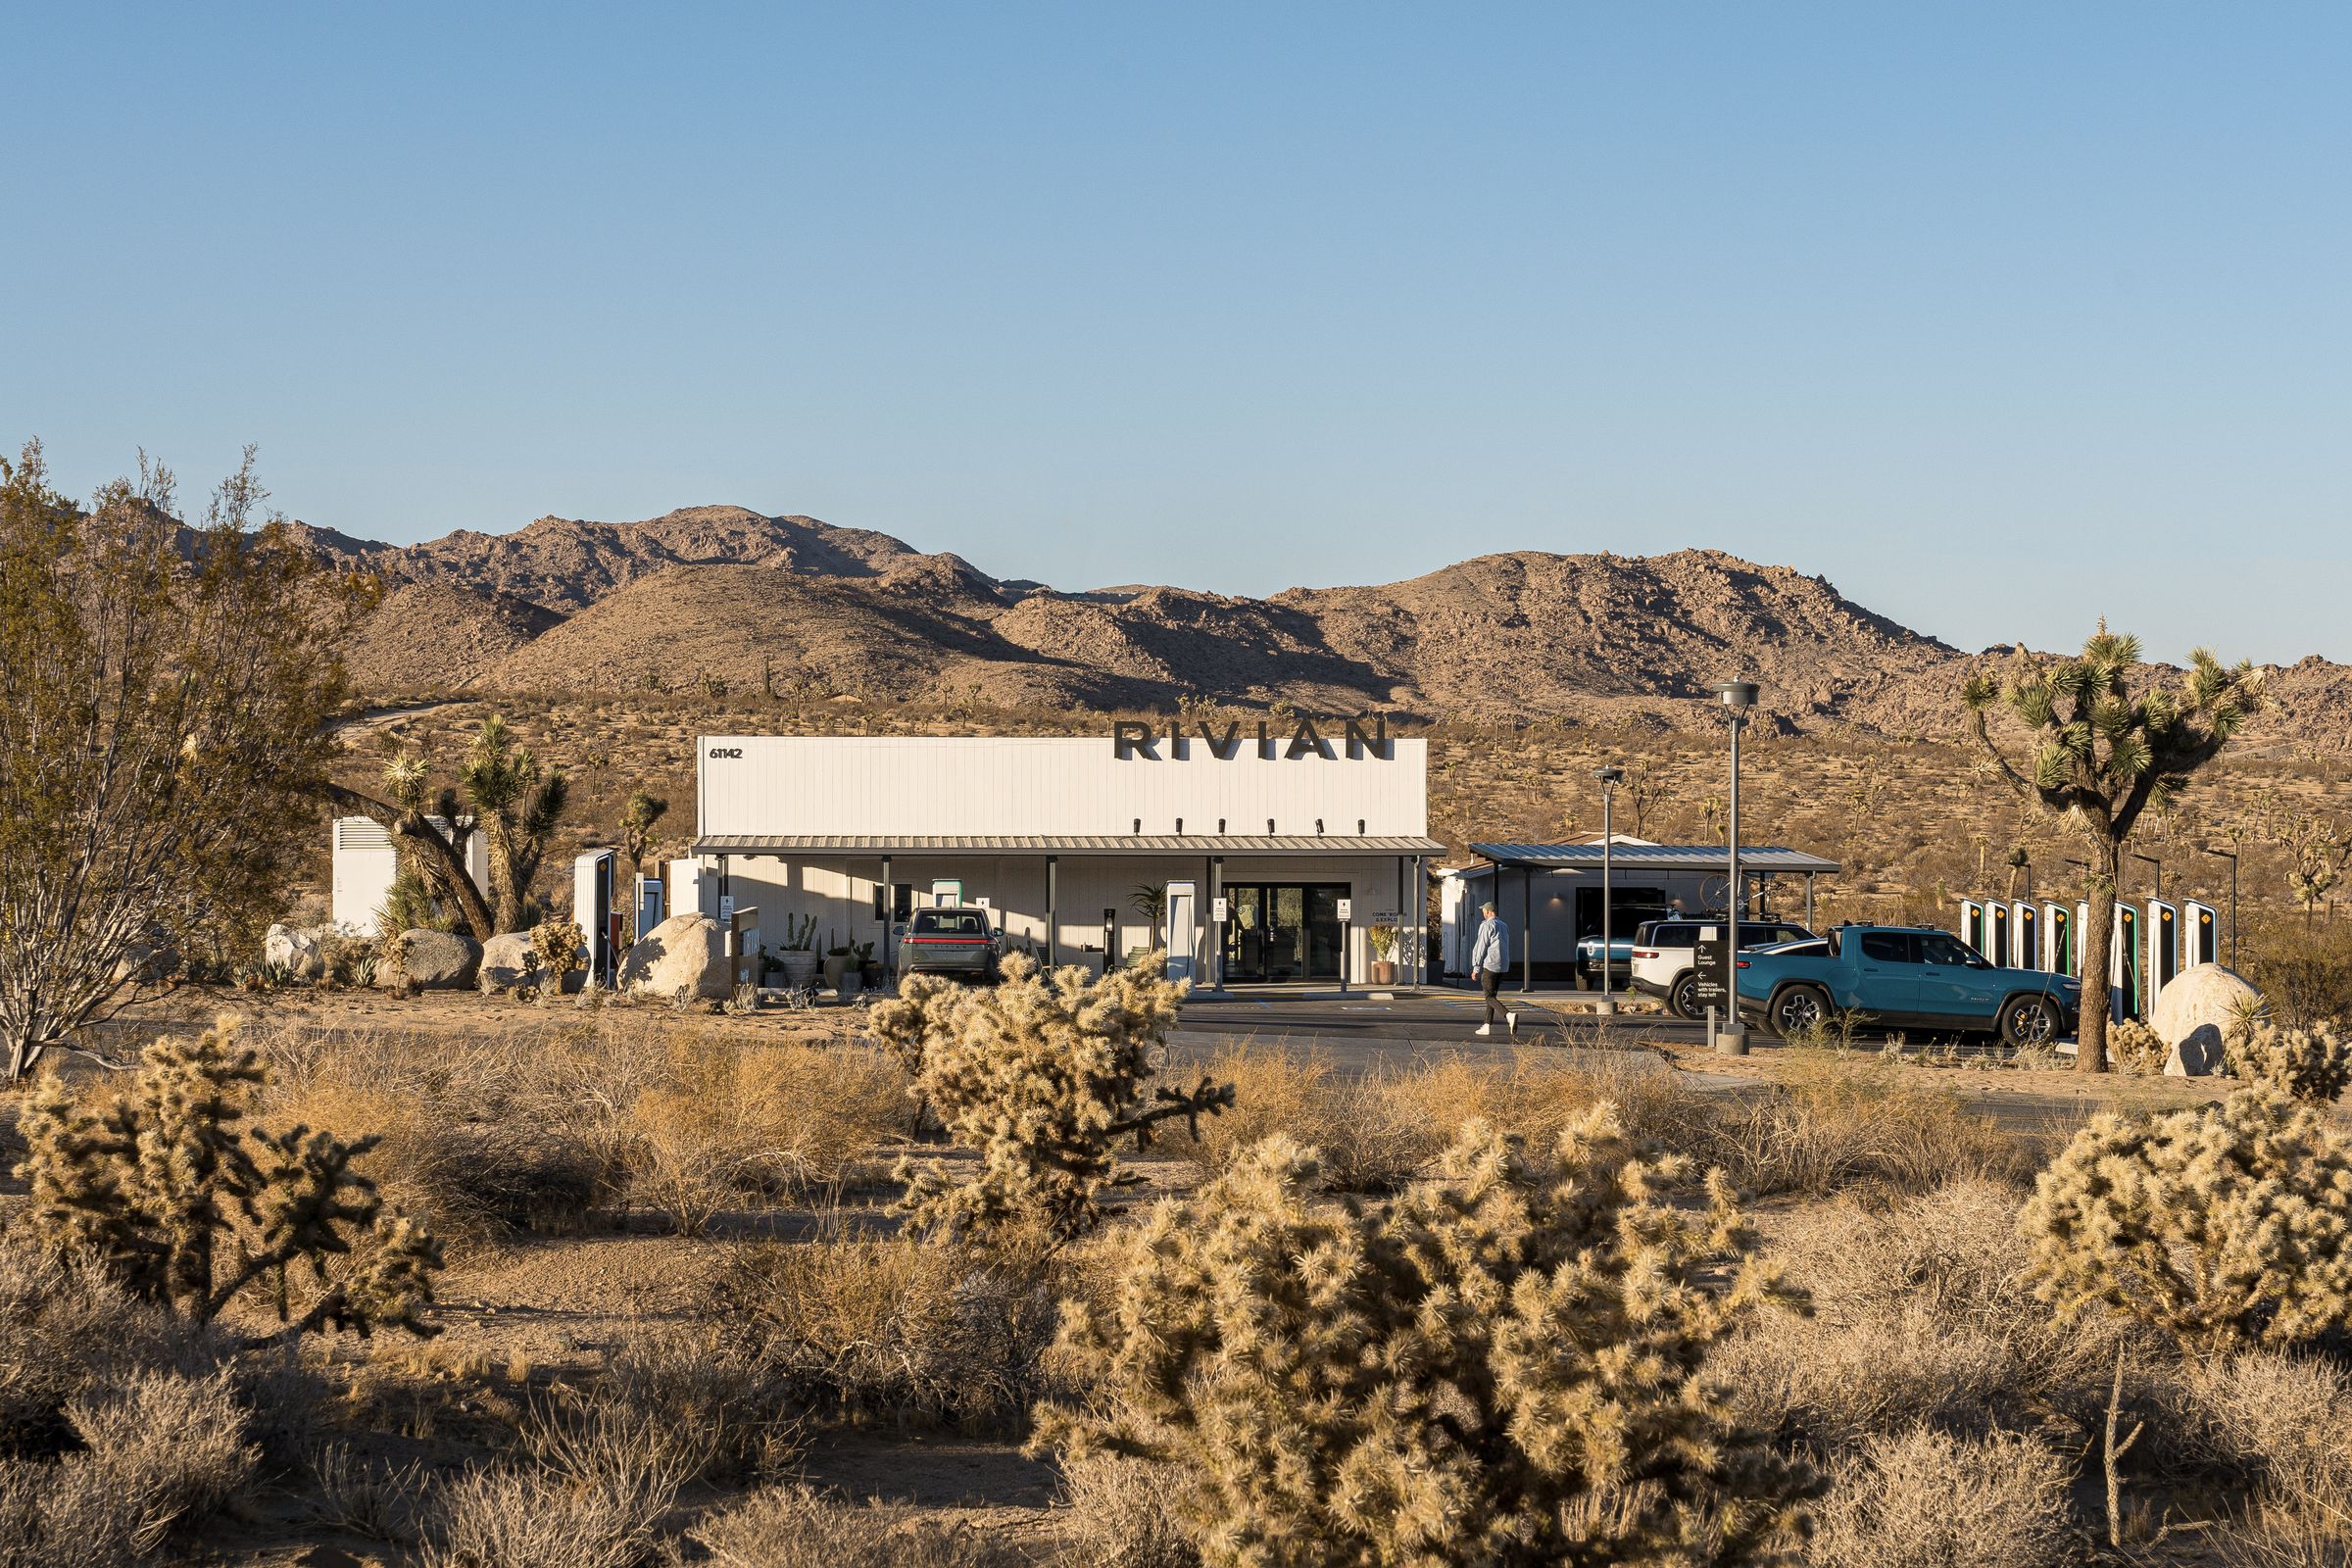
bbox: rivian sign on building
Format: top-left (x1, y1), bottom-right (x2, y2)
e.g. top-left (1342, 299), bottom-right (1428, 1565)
top-left (688, 734), bottom-right (1442, 987)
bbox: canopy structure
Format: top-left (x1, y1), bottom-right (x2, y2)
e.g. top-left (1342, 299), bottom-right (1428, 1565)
top-left (1468, 842), bottom-right (1840, 874)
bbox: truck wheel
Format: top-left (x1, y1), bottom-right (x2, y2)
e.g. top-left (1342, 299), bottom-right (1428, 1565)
top-left (1573, 968), bottom-right (1593, 992)
top-left (1769, 984), bottom-right (1831, 1038)
top-left (1998, 995), bottom-right (2060, 1050)
top-left (1670, 972), bottom-right (1701, 1020)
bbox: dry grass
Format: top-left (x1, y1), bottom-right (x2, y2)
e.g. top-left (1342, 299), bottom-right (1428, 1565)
top-left (628, 1035), bottom-right (910, 1234)
top-left (1809, 1426), bottom-right (2073, 1568)
top-left (424, 1396), bottom-right (690, 1568)
top-left (1054, 1452), bottom-right (1199, 1568)
top-left (0, 1369), bottom-right (258, 1566)
top-left (2176, 1352), bottom-right (2352, 1566)
top-left (1719, 1177), bottom-right (2116, 1454)
top-left (719, 1229), bottom-right (1061, 1433)
top-left (692, 1485), bottom-right (1025, 1568)
top-left (600, 1319), bottom-right (801, 1482)
top-left (1693, 1050), bottom-right (2034, 1198)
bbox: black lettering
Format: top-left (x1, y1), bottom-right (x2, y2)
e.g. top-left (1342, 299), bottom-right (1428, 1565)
top-left (1199, 719), bottom-right (1243, 760)
top-left (1112, 720), bottom-right (1154, 759)
top-left (1344, 715), bottom-right (1390, 759)
top-left (1286, 719), bottom-right (1330, 760)
top-left (1255, 719), bottom-right (1269, 758)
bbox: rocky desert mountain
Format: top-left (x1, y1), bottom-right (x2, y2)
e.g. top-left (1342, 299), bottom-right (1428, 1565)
top-left (311, 505), bottom-right (2352, 748)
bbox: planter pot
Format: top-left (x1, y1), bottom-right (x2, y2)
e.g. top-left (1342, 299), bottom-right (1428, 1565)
top-left (837, 971), bottom-right (862, 1004)
top-left (822, 955), bottom-right (850, 989)
top-left (776, 950), bottom-right (819, 988)
top-left (859, 962), bottom-right (887, 990)
top-left (1370, 960), bottom-right (1397, 986)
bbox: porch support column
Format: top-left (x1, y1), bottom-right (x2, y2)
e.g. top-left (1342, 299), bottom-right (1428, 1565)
top-left (1046, 856), bottom-right (1057, 967)
top-left (881, 854), bottom-right (893, 973)
top-left (1210, 856), bottom-right (1224, 992)
top-left (1806, 871), bottom-right (1816, 930)
top-left (1521, 864), bottom-right (1533, 994)
top-left (1412, 855), bottom-right (1426, 985)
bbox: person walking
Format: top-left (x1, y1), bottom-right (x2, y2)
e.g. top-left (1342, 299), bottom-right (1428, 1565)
top-left (1469, 899), bottom-right (1515, 1037)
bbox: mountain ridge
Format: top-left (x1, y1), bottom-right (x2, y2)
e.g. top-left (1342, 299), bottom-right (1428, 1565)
top-left (305, 505), bottom-right (2351, 748)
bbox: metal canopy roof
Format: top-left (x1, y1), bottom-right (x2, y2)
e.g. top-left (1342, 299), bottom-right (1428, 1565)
top-left (1469, 842), bottom-right (1840, 874)
top-left (695, 834), bottom-right (1448, 857)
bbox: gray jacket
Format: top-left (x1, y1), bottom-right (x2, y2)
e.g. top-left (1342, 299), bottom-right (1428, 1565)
top-left (1469, 914), bottom-right (1510, 975)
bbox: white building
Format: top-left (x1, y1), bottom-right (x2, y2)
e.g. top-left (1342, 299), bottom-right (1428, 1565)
top-left (681, 728), bottom-right (1444, 987)
top-left (330, 815), bottom-right (489, 936)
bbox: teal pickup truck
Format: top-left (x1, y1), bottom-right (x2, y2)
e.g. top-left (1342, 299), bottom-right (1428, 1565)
top-left (1734, 924), bottom-right (2081, 1047)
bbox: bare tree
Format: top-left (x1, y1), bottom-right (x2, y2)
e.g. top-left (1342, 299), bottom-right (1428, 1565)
top-left (0, 442), bottom-right (359, 1078)
top-left (1964, 628), bottom-right (2261, 1073)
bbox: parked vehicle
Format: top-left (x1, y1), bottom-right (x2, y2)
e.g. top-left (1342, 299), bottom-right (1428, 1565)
top-left (1734, 924), bottom-right (2081, 1047)
top-left (1569, 906), bottom-right (1676, 989)
top-left (1630, 917), bottom-right (1815, 1019)
top-left (895, 906), bottom-right (1002, 983)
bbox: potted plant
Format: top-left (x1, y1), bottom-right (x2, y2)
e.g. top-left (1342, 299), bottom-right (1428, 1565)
top-left (775, 912), bottom-right (820, 989)
top-left (1367, 922), bottom-right (1399, 987)
top-left (855, 940), bottom-right (884, 992)
top-left (823, 940), bottom-right (852, 992)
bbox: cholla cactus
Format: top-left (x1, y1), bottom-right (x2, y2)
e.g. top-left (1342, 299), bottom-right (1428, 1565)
top-left (15, 1016), bottom-right (442, 1337)
top-left (868, 953), bottom-right (1230, 1240)
top-left (1038, 1112), bottom-right (1815, 1568)
top-left (2225, 1020), bottom-right (2350, 1102)
top-left (529, 917), bottom-right (585, 985)
top-left (2019, 1089), bottom-right (2352, 1351)
top-left (2106, 1017), bottom-right (2169, 1076)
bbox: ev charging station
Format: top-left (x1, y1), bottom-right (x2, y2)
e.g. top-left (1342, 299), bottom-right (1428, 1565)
top-left (1163, 880), bottom-right (1200, 986)
top-left (633, 876), bottom-right (663, 945)
top-left (2043, 902), bottom-right (2076, 975)
top-left (2012, 902), bottom-right (2039, 971)
top-left (2146, 899), bottom-right (2181, 1006)
top-left (2185, 901), bottom-right (2221, 968)
top-left (1958, 899), bottom-right (1986, 956)
top-left (1984, 901), bottom-right (2011, 967)
top-left (572, 849), bottom-right (620, 990)
top-left (2111, 903), bottom-right (2144, 1019)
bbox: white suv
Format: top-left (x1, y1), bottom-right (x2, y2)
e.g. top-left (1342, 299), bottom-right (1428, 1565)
top-left (1630, 918), bottom-right (1814, 1020)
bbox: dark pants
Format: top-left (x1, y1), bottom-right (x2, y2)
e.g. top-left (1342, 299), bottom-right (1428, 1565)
top-left (1482, 968), bottom-right (1504, 1024)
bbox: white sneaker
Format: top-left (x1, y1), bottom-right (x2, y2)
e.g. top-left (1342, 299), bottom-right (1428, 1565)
top-left (1473, 1023), bottom-right (1493, 1037)
top-left (1506, 1010), bottom-right (1519, 1034)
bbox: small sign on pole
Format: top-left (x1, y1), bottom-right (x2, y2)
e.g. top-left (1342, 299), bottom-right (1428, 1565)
top-left (1211, 897), bottom-right (1229, 924)
top-left (1336, 898), bottom-right (1353, 923)
top-left (1691, 925), bottom-right (1731, 1015)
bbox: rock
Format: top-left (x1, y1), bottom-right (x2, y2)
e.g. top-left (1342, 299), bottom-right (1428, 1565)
top-left (113, 936), bottom-right (182, 987)
top-left (479, 931), bottom-right (537, 993)
top-left (264, 923), bottom-right (325, 981)
top-left (619, 913), bottom-right (729, 1001)
top-left (377, 929), bottom-right (481, 990)
top-left (2150, 962), bottom-right (2263, 1077)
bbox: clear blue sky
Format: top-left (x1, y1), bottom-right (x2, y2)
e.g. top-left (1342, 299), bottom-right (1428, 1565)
top-left (6, 4), bottom-right (2347, 663)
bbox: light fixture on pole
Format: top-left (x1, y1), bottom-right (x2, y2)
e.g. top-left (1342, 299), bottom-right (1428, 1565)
top-left (1713, 680), bottom-right (1759, 1054)
top-left (1595, 764), bottom-right (1625, 1018)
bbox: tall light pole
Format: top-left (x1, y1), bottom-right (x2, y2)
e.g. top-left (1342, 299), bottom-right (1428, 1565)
top-left (1714, 680), bottom-right (1758, 1054)
top-left (2131, 852), bottom-right (2163, 902)
top-left (2204, 843), bottom-right (2239, 969)
top-left (1595, 764), bottom-right (1624, 1017)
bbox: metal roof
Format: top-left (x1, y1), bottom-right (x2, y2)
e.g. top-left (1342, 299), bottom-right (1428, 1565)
top-left (1468, 842), bottom-right (1841, 874)
top-left (694, 834), bottom-right (1448, 857)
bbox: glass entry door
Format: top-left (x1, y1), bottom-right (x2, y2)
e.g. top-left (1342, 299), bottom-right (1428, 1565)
top-left (1222, 882), bottom-right (1348, 981)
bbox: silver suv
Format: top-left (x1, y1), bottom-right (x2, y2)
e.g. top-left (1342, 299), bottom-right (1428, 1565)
top-left (1630, 917), bottom-right (1814, 1019)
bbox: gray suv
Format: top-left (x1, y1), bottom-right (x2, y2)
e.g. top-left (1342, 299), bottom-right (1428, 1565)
top-left (896, 906), bottom-right (1002, 983)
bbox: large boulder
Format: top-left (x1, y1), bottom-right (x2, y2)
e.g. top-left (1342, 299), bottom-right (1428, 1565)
top-left (479, 932), bottom-right (537, 993)
top-left (2150, 962), bottom-right (2263, 1077)
top-left (377, 929), bottom-right (481, 991)
top-left (264, 923), bottom-right (324, 981)
top-left (619, 913), bottom-right (729, 1001)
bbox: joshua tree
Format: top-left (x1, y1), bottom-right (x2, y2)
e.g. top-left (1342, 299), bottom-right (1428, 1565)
top-left (1964, 629), bottom-right (2261, 1073)
top-left (330, 715), bottom-right (566, 938)
top-left (0, 443), bottom-right (362, 1079)
top-left (2256, 794), bottom-right (2352, 928)
top-left (620, 790), bottom-right (669, 878)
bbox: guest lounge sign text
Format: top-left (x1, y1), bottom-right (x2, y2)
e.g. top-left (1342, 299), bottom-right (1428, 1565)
top-left (1113, 714), bottom-right (1391, 760)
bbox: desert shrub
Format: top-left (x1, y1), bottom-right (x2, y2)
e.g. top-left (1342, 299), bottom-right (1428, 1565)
top-left (1808, 1426), bottom-right (2072, 1568)
top-left (2240, 913), bottom-right (2352, 1030)
top-left (1697, 1053), bottom-right (2031, 1198)
top-left (869, 954), bottom-right (1228, 1238)
top-left (2021, 1089), bottom-right (2352, 1352)
top-left (1040, 1114), bottom-right (1815, 1568)
top-left (692, 1484), bottom-right (1024, 1568)
top-left (2227, 1020), bottom-right (2351, 1102)
top-left (2108, 1016), bottom-right (2170, 1075)
top-left (424, 1396), bottom-right (686, 1568)
top-left (2171, 1350), bottom-right (2352, 1505)
top-left (720, 1230), bottom-right (1061, 1433)
top-left (1056, 1452), bottom-right (1200, 1568)
top-left (1719, 1177), bottom-right (2115, 1454)
top-left (528, 917), bottom-right (583, 987)
top-left (17, 1017), bottom-right (442, 1337)
top-left (628, 1037), bottom-right (909, 1233)
top-left (0, 1368), bottom-right (258, 1566)
top-left (601, 1319), bottom-right (800, 1482)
